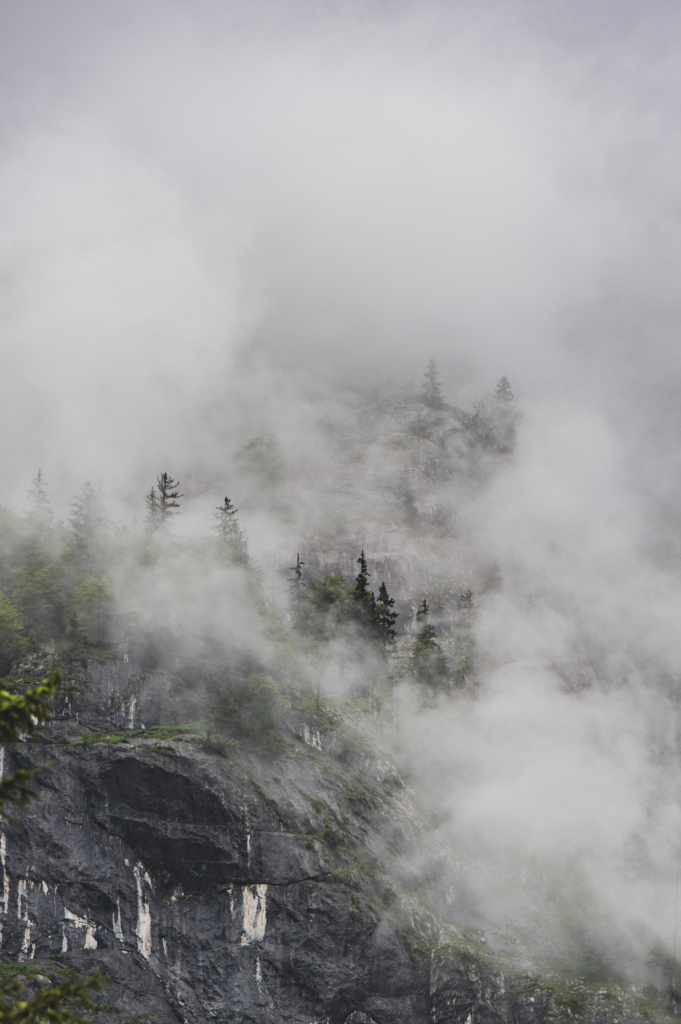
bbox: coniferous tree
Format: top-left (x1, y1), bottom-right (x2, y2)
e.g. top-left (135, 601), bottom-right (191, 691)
top-left (70, 481), bottom-right (107, 551)
top-left (145, 472), bottom-right (183, 532)
top-left (144, 487), bottom-right (162, 533)
top-left (26, 469), bottom-right (53, 527)
top-left (376, 581), bottom-right (398, 645)
top-left (494, 376), bottom-right (514, 403)
top-left (354, 550), bottom-right (377, 633)
top-left (288, 552), bottom-right (305, 603)
top-left (421, 359), bottom-right (444, 410)
top-left (157, 472), bottom-right (183, 521)
top-left (213, 496), bottom-right (247, 562)
top-left (355, 550), bottom-right (371, 597)
top-left (492, 376), bottom-right (517, 452)
top-left (412, 597), bottom-right (448, 686)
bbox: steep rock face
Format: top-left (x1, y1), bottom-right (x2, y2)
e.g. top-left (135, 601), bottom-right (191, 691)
top-left (0, 659), bottom-right (635, 1024)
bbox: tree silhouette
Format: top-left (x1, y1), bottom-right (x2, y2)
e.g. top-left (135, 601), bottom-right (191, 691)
top-left (422, 359), bottom-right (444, 409)
top-left (376, 581), bottom-right (398, 645)
top-left (494, 376), bottom-right (514, 403)
top-left (26, 469), bottom-right (53, 527)
top-left (70, 481), bottom-right (107, 550)
top-left (355, 550), bottom-right (371, 596)
top-left (145, 472), bottom-right (183, 532)
top-left (213, 496), bottom-right (247, 562)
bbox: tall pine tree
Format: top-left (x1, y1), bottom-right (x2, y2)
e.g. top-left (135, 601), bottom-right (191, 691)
top-left (26, 470), bottom-right (54, 528)
top-left (421, 359), bottom-right (444, 410)
top-left (70, 482), bottom-right (107, 551)
top-left (145, 472), bottom-right (183, 533)
top-left (376, 581), bottom-right (398, 645)
top-left (213, 496), bottom-right (247, 562)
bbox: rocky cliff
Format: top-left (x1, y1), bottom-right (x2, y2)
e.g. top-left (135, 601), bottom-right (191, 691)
top-left (0, 655), bottom-right (650, 1024)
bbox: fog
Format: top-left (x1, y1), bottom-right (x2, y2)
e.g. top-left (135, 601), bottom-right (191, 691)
top-left (3, 0), bottom-right (681, 982)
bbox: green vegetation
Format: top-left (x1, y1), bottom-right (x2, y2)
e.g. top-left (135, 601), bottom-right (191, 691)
top-left (70, 732), bottom-right (130, 747)
top-left (207, 670), bottom-right (285, 754)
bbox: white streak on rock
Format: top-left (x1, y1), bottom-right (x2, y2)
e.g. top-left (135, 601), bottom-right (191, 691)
top-left (240, 884), bottom-right (267, 945)
top-left (113, 898), bottom-right (123, 941)
top-left (302, 725), bottom-right (322, 750)
top-left (0, 837), bottom-right (9, 916)
top-left (134, 863), bottom-right (152, 959)
top-left (64, 907), bottom-right (97, 949)
top-left (17, 879), bottom-right (26, 919)
top-left (20, 923), bottom-right (33, 959)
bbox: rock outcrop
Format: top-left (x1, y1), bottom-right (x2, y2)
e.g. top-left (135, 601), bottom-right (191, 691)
top-left (0, 657), bottom-right (642, 1024)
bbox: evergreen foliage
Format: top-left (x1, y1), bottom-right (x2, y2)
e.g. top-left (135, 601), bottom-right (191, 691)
top-left (376, 582), bottom-right (398, 645)
top-left (73, 573), bottom-right (114, 644)
top-left (70, 482), bottom-right (107, 551)
top-left (0, 593), bottom-right (27, 673)
top-left (494, 376), bottom-right (514, 403)
top-left (146, 473), bottom-right (182, 532)
top-left (207, 670), bottom-right (284, 753)
top-left (292, 552), bottom-right (397, 651)
top-left (234, 435), bottom-right (284, 486)
top-left (288, 554), bottom-right (306, 626)
top-left (213, 497), bottom-right (247, 562)
top-left (411, 599), bottom-right (449, 687)
top-left (421, 359), bottom-right (444, 410)
top-left (25, 470), bottom-right (53, 529)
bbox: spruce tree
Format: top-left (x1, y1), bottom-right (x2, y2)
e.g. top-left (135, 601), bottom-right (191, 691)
top-left (70, 481), bottom-right (107, 550)
top-left (145, 472), bottom-right (183, 532)
top-left (289, 553), bottom-right (305, 591)
top-left (288, 554), bottom-right (306, 626)
top-left (144, 487), bottom-right (162, 533)
top-left (376, 581), bottom-right (398, 645)
top-left (412, 597), bottom-right (448, 685)
top-left (157, 472), bottom-right (183, 520)
top-left (355, 550), bottom-right (371, 596)
top-left (26, 469), bottom-right (54, 527)
top-left (354, 550), bottom-right (377, 631)
top-left (213, 496), bottom-right (247, 562)
top-left (213, 496), bottom-right (239, 542)
top-left (421, 359), bottom-right (444, 410)
top-left (494, 376), bottom-right (514, 403)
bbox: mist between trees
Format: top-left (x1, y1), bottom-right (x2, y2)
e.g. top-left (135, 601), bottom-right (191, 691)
top-left (3, 363), bottom-right (681, 994)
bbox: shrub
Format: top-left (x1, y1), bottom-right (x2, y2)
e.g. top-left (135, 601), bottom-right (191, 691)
top-left (207, 671), bottom-right (284, 753)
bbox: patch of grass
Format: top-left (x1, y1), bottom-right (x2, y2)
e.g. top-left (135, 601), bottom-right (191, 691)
top-left (150, 722), bottom-right (204, 738)
top-left (346, 779), bottom-right (381, 809)
top-left (296, 816), bottom-right (348, 851)
top-left (195, 734), bottom-right (240, 758)
top-left (152, 743), bottom-right (176, 754)
top-left (0, 963), bottom-right (66, 979)
top-left (251, 780), bottom-right (278, 810)
top-left (272, 775), bottom-right (282, 784)
top-left (71, 732), bottom-right (130, 746)
top-left (294, 784), bottom-right (327, 814)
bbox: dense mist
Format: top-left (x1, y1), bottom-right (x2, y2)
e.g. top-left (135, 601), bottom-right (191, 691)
top-left (4, 0), bottom-right (681, 990)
